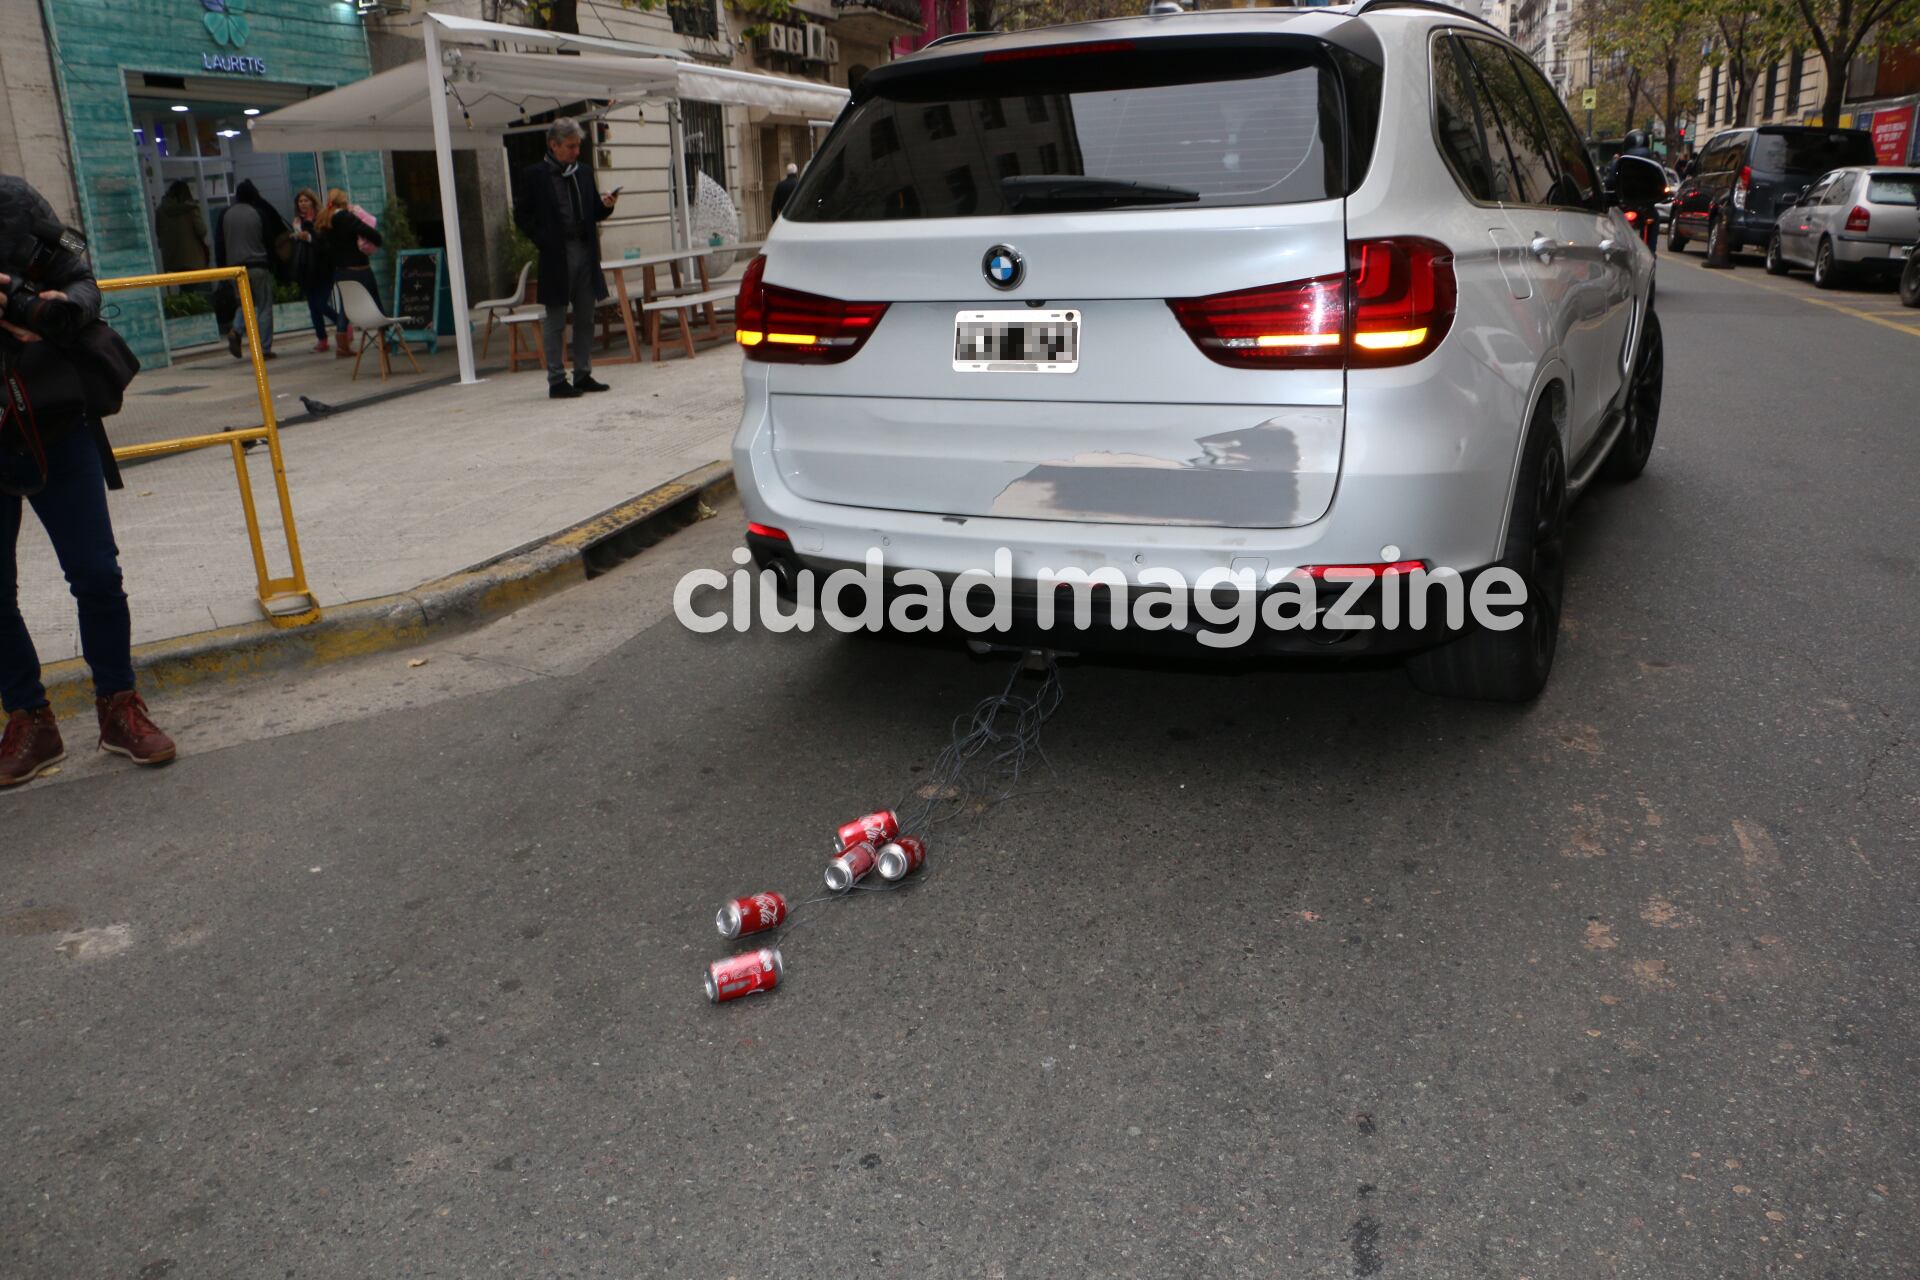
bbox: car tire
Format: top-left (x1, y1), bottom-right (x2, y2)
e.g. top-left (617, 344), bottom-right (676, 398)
top-left (1705, 214), bottom-right (1732, 266)
top-left (1765, 232), bottom-right (1790, 275)
top-left (1668, 227), bottom-right (1689, 253)
top-left (1600, 310), bottom-right (1662, 482)
top-left (1902, 251), bottom-right (1920, 308)
top-left (1813, 237), bottom-right (1842, 289)
top-left (1405, 413), bottom-right (1566, 703)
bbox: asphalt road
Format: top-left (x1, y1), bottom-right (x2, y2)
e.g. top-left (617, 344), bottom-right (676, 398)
top-left (4, 256), bottom-right (1916, 1279)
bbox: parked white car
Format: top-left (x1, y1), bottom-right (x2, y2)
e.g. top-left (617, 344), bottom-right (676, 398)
top-left (733, 1), bottom-right (1665, 701)
top-left (1766, 166), bottom-right (1920, 287)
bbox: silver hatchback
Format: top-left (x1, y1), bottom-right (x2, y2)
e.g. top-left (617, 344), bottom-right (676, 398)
top-left (732, 2), bottom-right (1664, 700)
top-left (1767, 167), bottom-right (1920, 287)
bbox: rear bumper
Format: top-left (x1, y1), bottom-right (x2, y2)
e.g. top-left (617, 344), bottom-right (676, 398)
top-left (1832, 234), bottom-right (1912, 269)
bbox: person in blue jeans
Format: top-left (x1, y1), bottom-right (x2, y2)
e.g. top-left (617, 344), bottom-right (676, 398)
top-left (0, 175), bottom-right (176, 786)
top-left (290, 188), bottom-right (342, 353)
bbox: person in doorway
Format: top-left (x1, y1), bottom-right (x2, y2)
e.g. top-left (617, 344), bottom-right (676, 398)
top-left (770, 162), bottom-right (800, 221)
top-left (0, 175), bottom-right (177, 786)
top-left (316, 188), bottom-right (381, 360)
top-left (290, 188), bottom-right (341, 354)
top-left (155, 180), bottom-right (209, 276)
top-left (214, 180), bottom-right (287, 361)
top-left (512, 118), bottom-right (616, 400)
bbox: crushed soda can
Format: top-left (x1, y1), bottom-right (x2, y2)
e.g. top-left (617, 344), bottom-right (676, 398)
top-left (706, 947), bottom-right (784, 1003)
top-left (716, 891), bottom-right (788, 940)
top-left (825, 840), bottom-right (878, 893)
top-left (877, 835), bottom-right (927, 882)
top-left (833, 809), bottom-right (899, 854)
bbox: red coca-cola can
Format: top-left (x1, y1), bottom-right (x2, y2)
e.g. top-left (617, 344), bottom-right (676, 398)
top-left (716, 891), bottom-right (788, 940)
top-left (833, 809), bottom-right (899, 853)
top-left (877, 835), bottom-right (927, 882)
top-left (706, 947), bottom-right (784, 1003)
top-left (825, 840), bottom-right (878, 893)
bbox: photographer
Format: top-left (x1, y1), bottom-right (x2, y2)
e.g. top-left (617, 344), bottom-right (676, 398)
top-left (0, 175), bottom-right (175, 787)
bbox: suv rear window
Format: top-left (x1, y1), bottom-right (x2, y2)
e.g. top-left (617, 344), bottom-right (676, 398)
top-left (1867, 173), bottom-right (1920, 205)
top-left (786, 46), bottom-right (1357, 221)
top-left (1753, 130), bottom-right (1876, 175)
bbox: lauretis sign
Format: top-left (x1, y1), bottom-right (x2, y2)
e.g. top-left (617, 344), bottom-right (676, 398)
top-left (202, 0), bottom-right (268, 76)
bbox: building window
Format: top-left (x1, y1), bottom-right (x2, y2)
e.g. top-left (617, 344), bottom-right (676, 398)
top-left (1025, 95), bottom-right (1049, 124)
top-left (923, 104), bottom-right (956, 140)
top-left (870, 116), bottom-right (900, 161)
top-left (1708, 64), bottom-right (1719, 126)
top-left (669, 0), bottom-right (718, 39)
top-left (1763, 64), bottom-right (1777, 119)
top-left (681, 99), bottom-right (727, 192)
top-left (978, 99), bottom-right (1006, 130)
top-left (1787, 51), bottom-right (1804, 112)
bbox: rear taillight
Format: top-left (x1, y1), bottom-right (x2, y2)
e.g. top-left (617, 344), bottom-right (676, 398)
top-left (1733, 164), bottom-right (1752, 209)
top-left (1846, 205), bottom-right (1871, 232)
top-left (735, 255), bottom-right (888, 364)
top-left (1166, 273), bottom-right (1347, 369)
top-left (1168, 238), bottom-right (1454, 370)
top-left (1624, 209), bottom-right (1641, 224)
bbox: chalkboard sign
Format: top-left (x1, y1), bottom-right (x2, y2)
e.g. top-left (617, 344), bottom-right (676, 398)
top-left (393, 249), bottom-right (443, 354)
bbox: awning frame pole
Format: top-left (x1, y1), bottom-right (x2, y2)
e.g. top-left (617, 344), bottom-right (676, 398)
top-left (669, 100), bottom-right (693, 253)
top-left (423, 17), bottom-right (480, 385)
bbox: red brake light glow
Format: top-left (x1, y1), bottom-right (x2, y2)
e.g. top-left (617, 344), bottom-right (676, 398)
top-left (982, 39), bottom-right (1134, 63)
top-left (746, 522), bottom-right (789, 541)
top-left (1846, 205), bottom-right (1871, 232)
top-left (1739, 165), bottom-right (1752, 191)
top-left (1300, 560), bottom-right (1429, 579)
top-left (735, 255), bottom-right (888, 364)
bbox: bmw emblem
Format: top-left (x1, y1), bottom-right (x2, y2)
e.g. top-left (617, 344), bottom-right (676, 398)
top-left (983, 244), bottom-right (1024, 290)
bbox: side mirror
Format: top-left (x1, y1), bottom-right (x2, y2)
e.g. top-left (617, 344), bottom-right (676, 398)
top-left (1613, 155), bottom-right (1666, 208)
top-left (1778, 191), bottom-right (1799, 208)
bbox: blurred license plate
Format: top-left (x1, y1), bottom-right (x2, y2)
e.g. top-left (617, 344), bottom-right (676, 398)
top-left (954, 309), bottom-right (1079, 373)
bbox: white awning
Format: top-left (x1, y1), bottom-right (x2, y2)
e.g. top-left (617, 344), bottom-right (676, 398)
top-left (249, 49), bottom-right (681, 153)
top-left (249, 14), bottom-right (848, 153)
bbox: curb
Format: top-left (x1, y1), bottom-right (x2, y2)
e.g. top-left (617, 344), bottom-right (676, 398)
top-left (43, 461), bottom-right (734, 718)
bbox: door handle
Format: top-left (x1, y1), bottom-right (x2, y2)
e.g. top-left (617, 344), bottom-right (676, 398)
top-left (1530, 236), bottom-right (1557, 264)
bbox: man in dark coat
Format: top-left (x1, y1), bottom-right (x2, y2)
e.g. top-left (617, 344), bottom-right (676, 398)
top-left (513, 118), bottom-right (616, 399)
top-left (770, 163), bottom-right (800, 221)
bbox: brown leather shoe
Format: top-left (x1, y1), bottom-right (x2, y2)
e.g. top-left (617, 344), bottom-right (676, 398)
top-left (0, 707), bottom-right (65, 787)
top-left (335, 328), bottom-right (354, 359)
top-left (96, 692), bottom-right (176, 766)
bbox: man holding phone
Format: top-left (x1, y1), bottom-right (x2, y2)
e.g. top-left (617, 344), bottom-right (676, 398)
top-left (513, 117), bottom-right (618, 399)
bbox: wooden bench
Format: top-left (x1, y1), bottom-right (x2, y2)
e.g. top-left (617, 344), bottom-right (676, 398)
top-left (639, 287), bottom-right (735, 361)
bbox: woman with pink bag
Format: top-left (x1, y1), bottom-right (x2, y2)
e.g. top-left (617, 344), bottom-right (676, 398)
top-left (316, 187), bottom-right (384, 359)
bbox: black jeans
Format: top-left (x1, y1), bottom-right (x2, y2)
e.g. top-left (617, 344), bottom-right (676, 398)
top-left (1, 424), bottom-right (134, 712)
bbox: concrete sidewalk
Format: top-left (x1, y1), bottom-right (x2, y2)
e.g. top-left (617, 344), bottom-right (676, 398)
top-left (15, 344), bottom-right (743, 665)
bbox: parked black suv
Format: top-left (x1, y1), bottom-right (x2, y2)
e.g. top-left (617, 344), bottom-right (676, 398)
top-left (1669, 125), bottom-right (1876, 256)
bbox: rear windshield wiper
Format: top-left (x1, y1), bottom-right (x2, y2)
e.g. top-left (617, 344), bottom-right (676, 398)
top-left (1001, 175), bottom-right (1202, 212)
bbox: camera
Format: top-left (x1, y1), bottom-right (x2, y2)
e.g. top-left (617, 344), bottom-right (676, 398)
top-left (2, 277), bottom-right (87, 345)
top-left (0, 177), bottom-right (90, 345)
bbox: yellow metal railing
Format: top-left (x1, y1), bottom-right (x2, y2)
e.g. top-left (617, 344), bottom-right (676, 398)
top-left (99, 266), bottom-right (317, 627)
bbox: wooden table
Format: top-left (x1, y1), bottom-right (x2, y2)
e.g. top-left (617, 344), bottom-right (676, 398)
top-left (597, 249), bottom-right (720, 366)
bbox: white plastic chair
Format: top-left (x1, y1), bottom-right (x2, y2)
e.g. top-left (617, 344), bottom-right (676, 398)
top-left (336, 280), bottom-right (422, 382)
top-left (470, 262), bottom-right (531, 359)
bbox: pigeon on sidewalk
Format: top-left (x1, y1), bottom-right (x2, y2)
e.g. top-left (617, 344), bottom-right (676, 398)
top-left (299, 396), bottom-right (338, 418)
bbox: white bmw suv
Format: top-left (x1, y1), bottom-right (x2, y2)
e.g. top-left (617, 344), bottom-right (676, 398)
top-left (731, 0), bottom-right (1665, 701)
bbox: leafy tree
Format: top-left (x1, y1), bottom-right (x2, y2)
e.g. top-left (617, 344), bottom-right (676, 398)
top-left (1590, 0), bottom-right (1707, 146)
top-left (1777, 0), bottom-right (1920, 125)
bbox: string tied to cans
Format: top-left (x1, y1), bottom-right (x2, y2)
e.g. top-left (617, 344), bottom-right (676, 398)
top-left (705, 655), bottom-right (1065, 1004)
